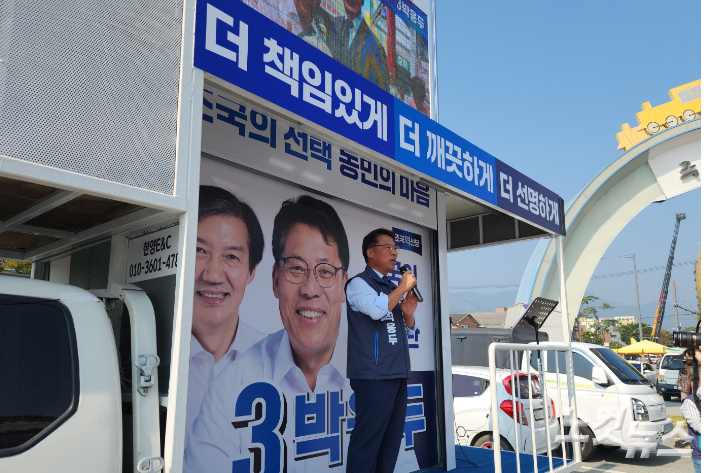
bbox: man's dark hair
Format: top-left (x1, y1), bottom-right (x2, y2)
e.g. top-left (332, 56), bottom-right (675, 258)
top-left (362, 228), bottom-right (395, 262)
top-left (198, 185), bottom-right (264, 273)
top-left (272, 195), bottom-right (349, 271)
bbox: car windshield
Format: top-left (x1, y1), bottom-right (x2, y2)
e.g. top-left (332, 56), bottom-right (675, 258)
top-left (629, 362), bottom-right (641, 371)
top-left (591, 348), bottom-right (651, 386)
top-left (661, 355), bottom-right (685, 370)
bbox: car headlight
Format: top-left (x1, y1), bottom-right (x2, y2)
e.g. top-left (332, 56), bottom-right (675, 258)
top-left (658, 378), bottom-right (666, 384)
top-left (631, 398), bottom-right (649, 421)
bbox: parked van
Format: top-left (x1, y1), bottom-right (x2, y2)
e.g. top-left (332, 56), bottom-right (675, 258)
top-left (657, 348), bottom-right (688, 400)
top-left (526, 342), bottom-right (672, 461)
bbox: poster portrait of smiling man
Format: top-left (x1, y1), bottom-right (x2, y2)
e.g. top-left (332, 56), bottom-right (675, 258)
top-left (183, 158), bottom-right (433, 473)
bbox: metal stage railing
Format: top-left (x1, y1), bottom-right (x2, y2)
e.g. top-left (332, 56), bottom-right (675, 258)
top-left (487, 342), bottom-right (582, 473)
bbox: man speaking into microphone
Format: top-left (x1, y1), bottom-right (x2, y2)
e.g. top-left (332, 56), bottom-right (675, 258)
top-left (345, 228), bottom-right (419, 473)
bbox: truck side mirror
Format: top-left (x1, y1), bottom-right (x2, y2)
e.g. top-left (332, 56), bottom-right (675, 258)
top-left (592, 366), bottom-right (610, 386)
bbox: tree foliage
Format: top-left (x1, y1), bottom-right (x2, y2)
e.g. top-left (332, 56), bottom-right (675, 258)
top-left (574, 295), bottom-right (615, 343)
top-left (0, 259), bottom-right (32, 275)
top-left (658, 329), bottom-right (673, 347)
top-left (578, 295), bottom-right (614, 318)
top-left (618, 322), bottom-right (652, 345)
top-left (581, 331), bottom-right (603, 345)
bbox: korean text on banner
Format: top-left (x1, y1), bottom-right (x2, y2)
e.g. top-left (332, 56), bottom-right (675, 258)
top-left (383, 0), bottom-right (428, 40)
top-left (201, 85), bottom-right (436, 229)
top-left (194, 0), bottom-right (565, 235)
top-left (495, 159), bottom-right (564, 235)
top-left (126, 226), bottom-right (179, 283)
top-left (395, 100), bottom-right (498, 206)
top-left (195, 0), bottom-right (395, 158)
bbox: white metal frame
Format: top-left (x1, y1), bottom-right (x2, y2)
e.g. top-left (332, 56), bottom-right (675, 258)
top-left (0, 156), bottom-right (188, 213)
top-left (436, 191), bottom-right (457, 470)
top-left (486, 342), bottom-right (581, 473)
top-left (162, 0), bottom-right (205, 469)
top-left (118, 285), bottom-right (164, 472)
top-left (483, 235), bottom-right (579, 473)
top-left (555, 235), bottom-right (582, 469)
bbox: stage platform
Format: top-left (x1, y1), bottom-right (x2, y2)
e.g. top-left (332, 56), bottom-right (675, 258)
top-left (424, 446), bottom-right (568, 473)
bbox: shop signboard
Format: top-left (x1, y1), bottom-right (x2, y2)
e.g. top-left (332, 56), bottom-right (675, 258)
top-left (126, 226), bottom-right (180, 283)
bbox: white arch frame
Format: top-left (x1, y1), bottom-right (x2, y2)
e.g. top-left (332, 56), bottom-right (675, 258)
top-left (516, 120), bottom-right (701, 328)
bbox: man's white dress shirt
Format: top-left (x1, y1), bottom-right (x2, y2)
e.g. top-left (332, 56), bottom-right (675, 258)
top-left (183, 327), bottom-right (419, 473)
top-left (346, 267), bottom-right (418, 333)
top-left (186, 319), bottom-right (264, 432)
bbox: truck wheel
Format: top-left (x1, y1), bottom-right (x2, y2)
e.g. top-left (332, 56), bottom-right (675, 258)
top-left (560, 422), bottom-right (596, 461)
top-left (473, 434), bottom-right (514, 451)
top-left (598, 445), bottom-right (621, 451)
top-left (663, 394), bottom-right (671, 401)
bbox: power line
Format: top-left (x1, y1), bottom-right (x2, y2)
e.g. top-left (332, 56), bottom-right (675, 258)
top-left (449, 259), bottom-right (697, 291)
top-left (450, 283), bottom-right (520, 290)
top-left (448, 291), bottom-right (489, 312)
top-left (590, 259), bottom-right (697, 280)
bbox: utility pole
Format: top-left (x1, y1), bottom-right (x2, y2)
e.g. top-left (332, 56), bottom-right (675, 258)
top-left (632, 254), bottom-right (643, 342)
top-left (601, 254), bottom-right (644, 342)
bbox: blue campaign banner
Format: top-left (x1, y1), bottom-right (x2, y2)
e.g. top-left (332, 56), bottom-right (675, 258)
top-left (394, 101), bottom-right (498, 206)
top-left (495, 159), bottom-right (564, 234)
top-left (194, 0), bottom-right (395, 158)
top-left (382, 0), bottom-right (428, 40)
top-left (194, 0), bottom-right (564, 235)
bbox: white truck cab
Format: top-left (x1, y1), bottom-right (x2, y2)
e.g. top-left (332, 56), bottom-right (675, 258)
top-left (657, 348), bottom-right (688, 400)
top-left (0, 275), bottom-right (162, 473)
top-left (526, 342), bottom-right (672, 461)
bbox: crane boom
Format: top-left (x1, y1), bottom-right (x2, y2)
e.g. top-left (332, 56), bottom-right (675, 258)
top-left (650, 213), bottom-right (685, 341)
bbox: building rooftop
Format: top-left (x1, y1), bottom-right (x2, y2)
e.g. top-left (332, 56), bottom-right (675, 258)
top-left (450, 311), bottom-right (508, 328)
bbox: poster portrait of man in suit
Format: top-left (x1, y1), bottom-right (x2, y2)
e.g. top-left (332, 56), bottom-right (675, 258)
top-left (331, 0), bottom-right (391, 91)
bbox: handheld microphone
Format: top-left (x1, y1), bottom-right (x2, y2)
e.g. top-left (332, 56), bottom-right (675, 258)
top-left (399, 264), bottom-right (423, 302)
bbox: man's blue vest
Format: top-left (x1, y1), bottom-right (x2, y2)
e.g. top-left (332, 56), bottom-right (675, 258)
top-left (346, 266), bottom-right (411, 380)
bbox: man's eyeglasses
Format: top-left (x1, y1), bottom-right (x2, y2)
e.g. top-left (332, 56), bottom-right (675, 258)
top-left (277, 257), bottom-right (344, 288)
top-left (369, 244), bottom-right (400, 253)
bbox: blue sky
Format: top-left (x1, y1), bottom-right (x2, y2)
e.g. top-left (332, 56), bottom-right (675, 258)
top-left (436, 1), bottom-right (701, 332)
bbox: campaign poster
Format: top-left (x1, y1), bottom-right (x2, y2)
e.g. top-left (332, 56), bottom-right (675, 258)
top-left (239, 0), bottom-right (431, 115)
top-left (182, 156), bottom-right (438, 472)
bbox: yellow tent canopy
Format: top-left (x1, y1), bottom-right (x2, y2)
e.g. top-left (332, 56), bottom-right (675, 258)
top-left (617, 340), bottom-right (668, 355)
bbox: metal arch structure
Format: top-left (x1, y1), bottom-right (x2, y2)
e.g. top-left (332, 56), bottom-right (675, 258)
top-left (515, 119), bottom-right (701, 335)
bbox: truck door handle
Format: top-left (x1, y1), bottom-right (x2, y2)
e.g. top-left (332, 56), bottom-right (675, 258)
top-left (135, 354), bottom-right (160, 396)
top-left (137, 456), bottom-right (164, 472)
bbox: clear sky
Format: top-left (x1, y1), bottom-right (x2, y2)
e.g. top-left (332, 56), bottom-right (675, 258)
top-left (436, 1), bottom-right (701, 332)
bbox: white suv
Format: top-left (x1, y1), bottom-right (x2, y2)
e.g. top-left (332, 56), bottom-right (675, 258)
top-left (452, 365), bottom-right (561, 455)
